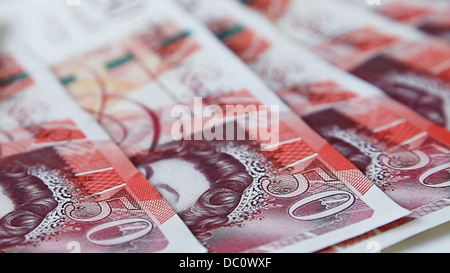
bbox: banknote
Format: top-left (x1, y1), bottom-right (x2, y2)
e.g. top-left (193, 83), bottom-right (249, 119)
top-left (55, 73), bottom-right (409, 253)
top-left (176, 0), bottom-right (450, 252)
top-left (0, 48), bottom-right (206, 253)
top-left (0, 49), bottom-right (105, 136)
top-left (0, 122), bottom-right (196, 253)
top-left (345, 0), bottom-right (450, 42)
top-left (233, 0), bottom-right (450, 130)
top-left (6, 0), bottom-right (410, 253)
top-left (0, 54), bottom-right (33, 102)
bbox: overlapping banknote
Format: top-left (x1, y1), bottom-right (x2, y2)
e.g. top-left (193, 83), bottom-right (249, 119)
top-left (0, 43), bottom-right (207, 253)
top-left (0, 0), bottom-right (414, 253)
top-left (174, 0), bottom-right (450, 252)
top-left (233, 0), bottom-right (450, 131)
top-left (346, 0), bottom-right (450, 42)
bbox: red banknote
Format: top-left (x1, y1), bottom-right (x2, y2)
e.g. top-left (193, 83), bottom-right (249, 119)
top-left (346, 0), bottom-right (450, 42)
top-left (178, 0), bottom-right (450, 252)
top-left (4, 0), bottom-right (410, 252)
top-left (0, 54), bottom-right (33, 102)
top-left (0, 122), bottom-right (177, 253)
top-left (234, 0), bottom-right (450, 130)
top-left (0, 50), bottom-right (206, 253)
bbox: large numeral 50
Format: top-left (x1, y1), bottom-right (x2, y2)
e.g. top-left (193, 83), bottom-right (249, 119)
top-left (65, 196), bottom-right (153, 247)
top-left (261, 167), bottom-right (355, 221)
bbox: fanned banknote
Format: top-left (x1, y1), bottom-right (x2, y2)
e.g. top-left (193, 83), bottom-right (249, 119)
top-left (0, 45), bottom-right (206, 253)
top-left (233, 0), bottom-right (450, 130)
top-left (175, 0), bottom-right (450, 252)
top-left (3, 0), bottom-right (410, 253)
top-left (345, 0), bottom-right (450, 42)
